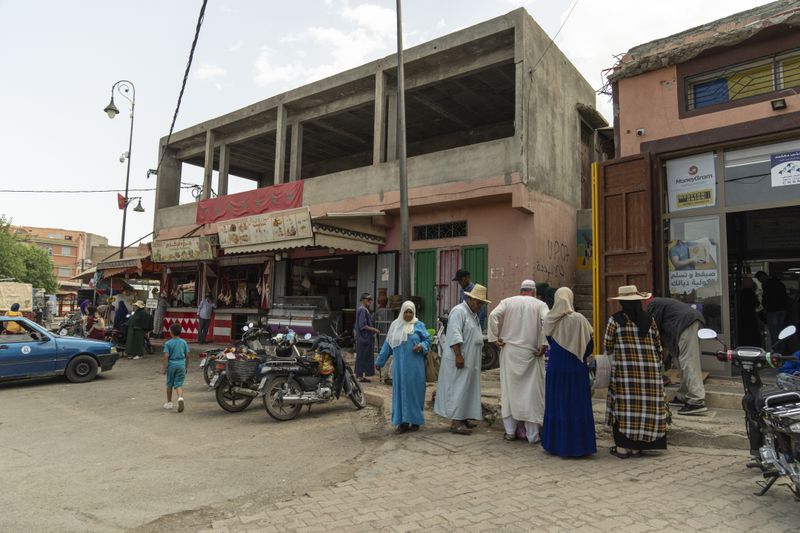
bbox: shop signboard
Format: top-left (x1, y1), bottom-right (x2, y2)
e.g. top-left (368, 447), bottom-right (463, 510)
top-left (666, 153), bottom-right (716, 212)
top-left (218, 207), bottom-right (313, 249)
top-left (770, 150), bottom-right (800, 187)
top-left (152, 236), bottom-right (215, 263)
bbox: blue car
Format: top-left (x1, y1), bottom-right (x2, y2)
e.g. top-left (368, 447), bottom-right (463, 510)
top-left (0, 316), bottom-right (118, 383)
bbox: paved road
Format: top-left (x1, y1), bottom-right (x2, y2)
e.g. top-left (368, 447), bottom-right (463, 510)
top-left (0, 355), bottom-right (381, 532)
top-left (2, 354), bottom-right (798, 532)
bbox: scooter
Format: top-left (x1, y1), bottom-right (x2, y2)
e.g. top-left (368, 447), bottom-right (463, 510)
top-left (698, 324), bottom-right (800, 498)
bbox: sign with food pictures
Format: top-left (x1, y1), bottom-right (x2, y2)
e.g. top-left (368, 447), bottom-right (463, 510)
top-left (218, 207), bottom-right (312, 248)
top-left (770, 150), bottom-right (800, 187)
top-left (152, 236), bottom-right (214, 263)
top-left (666, 153), bottom-right (716, 211)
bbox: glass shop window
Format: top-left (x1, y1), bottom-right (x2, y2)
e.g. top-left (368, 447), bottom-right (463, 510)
top-left (724, 138), bottom-right (800, 207)
top-left (169, 273), bottom-right (197, 308)
top-left (217, 264), bottom-right (262, 309)
top-left (664, 215), bottom-right (722, 331)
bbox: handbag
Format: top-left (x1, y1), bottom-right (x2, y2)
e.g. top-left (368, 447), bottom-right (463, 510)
top-left (587, 353), bottom-right (612, 389)
top-left (425, 348), bottom-right (441, 383)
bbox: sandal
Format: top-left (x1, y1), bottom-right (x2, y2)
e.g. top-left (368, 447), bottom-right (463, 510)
top-left (449, 425), bottom-right (473, 435)
top-left (408, 424), bottom-right (420, 432)
top-left (358, 377), bottom-right (371, 383)
top-left (464, 420), bottom-right (478, 429)
top-left (503, 433), bottom-right (516, 441)
top-left (610, 446), bottom-right (634, 459)
top-left (394, 424), bottom-right (409, 434)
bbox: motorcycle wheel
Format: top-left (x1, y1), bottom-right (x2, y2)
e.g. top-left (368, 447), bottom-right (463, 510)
top-left (481, 342), bottom-right (499, 371)
top-left (262, 375), bottom-right (303, 421)
top-left (345, 367), bottom-right (366, 409)
top-left (203, 361), bottom-right (216, 386)
top-left (215, 378), bottom-right (254, 413)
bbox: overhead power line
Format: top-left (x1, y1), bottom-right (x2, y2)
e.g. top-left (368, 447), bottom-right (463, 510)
top-left (1, 185), bottom-right (198, 194)
top-left (153, 0), bottom-right (208, 177)
top-left (530, 0), bottom-right (581, 76)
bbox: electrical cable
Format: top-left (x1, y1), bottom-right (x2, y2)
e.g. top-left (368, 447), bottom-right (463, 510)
top-left (0, 186), bottom-right (197, 194)
top-left (529, 0), bottom-right (581, 76)
top-left (152, 0), bottom-right (208, 178)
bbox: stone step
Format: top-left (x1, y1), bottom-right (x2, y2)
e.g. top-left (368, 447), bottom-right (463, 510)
top-left (573, 284), bottom-right (593, 296)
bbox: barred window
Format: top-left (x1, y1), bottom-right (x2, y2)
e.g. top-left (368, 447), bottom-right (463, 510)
top-left (413, 221), bottom-right (467, 241)
top-left (687, 49), bottom-right (800, 110)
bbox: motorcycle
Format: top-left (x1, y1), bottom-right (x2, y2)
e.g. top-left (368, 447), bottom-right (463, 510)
top-left (435, 311), bottom-right (499, 371)
top-left (53, 312), bottom-right (85, 337)
top-left (200, 322), bottom-right (272, 386)
top-left (211, 326), bottom-right (300, 413)
top-left (698, 324), bottom-right (800, 498)
top-left (261, 333), bottom-right (366, 421)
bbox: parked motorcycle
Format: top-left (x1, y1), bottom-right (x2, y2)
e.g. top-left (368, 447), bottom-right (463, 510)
top-left (211, 326), bottom-right (300, 412)
top-left (53, 312), bottom-right (85, 337)
top-left (261, 333), bottom-right (366, 421)
top-left (435, 311), bottom-right (498, 370)
top-left (698, 324), bottom-right (800, 498)
top-left (201, 322), bottom-right (272, 386)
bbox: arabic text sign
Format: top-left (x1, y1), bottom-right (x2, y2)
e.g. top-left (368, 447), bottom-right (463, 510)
top-left (218, 207), bottom-right (313, 248)
top-left (669, 270), bottom-right (718, 295)
top-left (666, 153), bottom-right (716, 211)
top-left (771, 150), bottom-right (800, 187)
top-left (152, 237), bottom-right (214, 263)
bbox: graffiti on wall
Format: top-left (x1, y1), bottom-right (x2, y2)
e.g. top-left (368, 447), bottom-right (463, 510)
top-left (535, 240), bottom-right (570, 282)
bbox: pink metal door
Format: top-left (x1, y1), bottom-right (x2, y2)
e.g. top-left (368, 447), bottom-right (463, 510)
top-left (437, 248), bottom-right (461, 318)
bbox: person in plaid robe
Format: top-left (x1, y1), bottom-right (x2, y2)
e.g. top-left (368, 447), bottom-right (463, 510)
top-left (604, 285), bottom-right (669, 458)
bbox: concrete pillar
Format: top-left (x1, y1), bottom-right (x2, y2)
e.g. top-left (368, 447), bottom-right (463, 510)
top-left (373, 72), bottom-right (387, 165)
top-left (153, 143), bottom-right (182, 235)
top-left (386, 90), bottom-right (398, 161)
top-left (289, 121), bottom-right (303, 182)
top-left (202, 129), bottom-right (215, 200)
top-left (274, 104), bottom-right (287, 185)
top-left (217, 143), bottom-right (230, 196)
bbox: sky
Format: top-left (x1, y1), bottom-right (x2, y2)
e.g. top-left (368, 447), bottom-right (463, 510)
top-left (0, 0), bottom-right (773, 247)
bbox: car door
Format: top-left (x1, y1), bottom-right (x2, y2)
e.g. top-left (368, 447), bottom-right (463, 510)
top-left (0, 319), bottom-right (57, 377)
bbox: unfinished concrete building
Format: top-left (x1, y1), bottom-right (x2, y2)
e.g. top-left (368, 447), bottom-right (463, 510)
top-left (151, 8), bottom-right (603, 339)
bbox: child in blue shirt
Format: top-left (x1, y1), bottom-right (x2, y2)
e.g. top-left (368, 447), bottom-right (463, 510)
top-left (162, 323), bottom-right (190, 412)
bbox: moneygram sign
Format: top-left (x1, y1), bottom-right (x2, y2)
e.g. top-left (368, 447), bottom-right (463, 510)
top-left (666, 153), bottom-right (716, 212)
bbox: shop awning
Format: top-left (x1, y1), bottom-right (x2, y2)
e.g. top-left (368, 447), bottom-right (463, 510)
top-left (154, 223), bottom-right (218, 241)
top-left (97, 257), bottom-right (146, 270)
top-left (224, 237), bottom-right (315, 255)
top-left (72, 267), bottom-right (97, 282)
top-left (312, 217), bottom-right (385, 254)
top-left (314, 233), bottom-right (379, 254)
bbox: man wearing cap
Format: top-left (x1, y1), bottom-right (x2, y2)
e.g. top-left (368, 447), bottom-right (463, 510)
top-left (453, 270), bottom-right (487, 329)
top-left (434, 284), bottom-right (490, 435)
top-left (355, 293), bottom-right (380, 382)
top-left (488, 280), bottom-right (550, 444)
top-left (644, 296), bottom-right (707, 415)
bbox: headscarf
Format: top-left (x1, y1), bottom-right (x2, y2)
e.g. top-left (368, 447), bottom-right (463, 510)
top-left (543, 287), bottom-right (592, 360)
top-left (114, 300), bottom-right (129, 326)
top-left (621, 300), bottom-right (651, 336)
top-left (80, 299), bottom-right (91, 315)
top-left (10, 303), bottom-right (20, 312)
top-left (385, 301), bottom-right (419, 349)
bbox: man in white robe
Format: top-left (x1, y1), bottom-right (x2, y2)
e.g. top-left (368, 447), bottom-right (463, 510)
top-left (488, 279), bottom-right (549, 444)
top-left (434, 284), bottom-right (490, 435)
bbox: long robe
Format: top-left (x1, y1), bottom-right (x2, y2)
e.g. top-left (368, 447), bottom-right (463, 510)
top-left (488, 295), bottom-right (549, 424)
top-left (152, 297), bottom-right (168, 336)
top-left (541, 337), bottom-right (596, 457)
top-left (125, 308), bottom-right (149, 356)
top-left (376, 321), bottom-right (430, 426)
top-left (355, 305), bottom-right (375, 376)
top-left (434, 302), bottom-right (483, 421)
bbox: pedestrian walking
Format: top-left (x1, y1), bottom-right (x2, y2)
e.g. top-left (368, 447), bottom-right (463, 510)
top-left (376, 301), bottom-right (431, 433)
top-left (604, 285), bottom-right (668, 458)
top-left (434, 284), bottom-right (489, 435)
top-left (355, 293), bottom-right (379, 382)
top-left (126, 300), bottom-right (150, 359)
top-left (162, 323), bottom-right (189, 412)
top-left (197, 293), bottom-right (215, 344)
top-left (644, 296), bottom-right (707, 415)
top-left (541, 287), bottom-right (596, 457)
top-left (152, 292), bottom-right (169, 339)
top-left (487, 280), bottom-right (549, 444)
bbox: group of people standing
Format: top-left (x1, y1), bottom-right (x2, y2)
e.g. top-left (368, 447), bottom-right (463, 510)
top-left (354, 273), bottom-right (714, 461)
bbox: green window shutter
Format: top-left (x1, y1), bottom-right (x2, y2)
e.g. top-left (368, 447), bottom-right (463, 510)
top-left (413, 249), bottom-right (437, 327)
top-left (461, 245), bottom-right (488, 287)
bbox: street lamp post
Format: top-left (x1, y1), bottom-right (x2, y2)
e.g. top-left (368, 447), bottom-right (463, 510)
top-left (104, 80), bottom-right (136, 259)
top-left (396, 0), bottom-right (411, 298)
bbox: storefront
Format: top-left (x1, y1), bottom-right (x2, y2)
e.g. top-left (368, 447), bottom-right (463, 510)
top-left (659, 137), bottom-right (800, 352)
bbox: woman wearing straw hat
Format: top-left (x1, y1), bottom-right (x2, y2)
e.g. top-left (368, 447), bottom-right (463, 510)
top-left (434, 284), bottom-right (490, 435)
top-left (604, 285), bottom-right (668, 458)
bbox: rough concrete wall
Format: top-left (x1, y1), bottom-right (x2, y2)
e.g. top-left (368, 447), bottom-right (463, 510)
top-left (302, 138), bottom-right (517, 207)
top-left (520, 13), bottom-right (596, 208)
top-left (153, 203), bottom-right (197, 236)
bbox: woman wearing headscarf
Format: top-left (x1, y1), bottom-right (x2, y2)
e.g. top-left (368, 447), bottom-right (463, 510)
top-left (375, 301), bottom-right (431, 433)
top-left (541, 287), bottom-right (596, 457)
top-left (604, 285), bottom-right (668, 458)
top-left (125, 301), bottom-right (149, 360)
top-left (5, 303), bottom-right (24, 333)
top-left (152, 292), bottom-right (169, 339)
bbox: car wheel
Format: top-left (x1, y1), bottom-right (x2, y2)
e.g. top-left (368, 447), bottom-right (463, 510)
top-left (66, 355), bottom-right (99, 383)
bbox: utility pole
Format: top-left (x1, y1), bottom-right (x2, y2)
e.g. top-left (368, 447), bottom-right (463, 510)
top-left (396, 0), bottom-right (411, 298)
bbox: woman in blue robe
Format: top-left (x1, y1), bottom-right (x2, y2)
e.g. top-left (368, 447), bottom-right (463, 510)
top-left (355, 293), bottom-right (379, 382)
top-left (541, 287), bottom-right (596, 457)
top-left (376, 301), bottom-right (431, 433)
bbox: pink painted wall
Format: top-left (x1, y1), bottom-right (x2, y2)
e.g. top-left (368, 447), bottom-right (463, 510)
top-left (617, 65), bottom-right (800, 157)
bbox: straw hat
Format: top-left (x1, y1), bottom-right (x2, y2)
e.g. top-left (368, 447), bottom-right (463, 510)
top-left (609, 285), bottom-right (651, 301)
top-left (464, 283), bottom-right (491, 303)
top-left (132, 300), bottom-right (146, 308)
